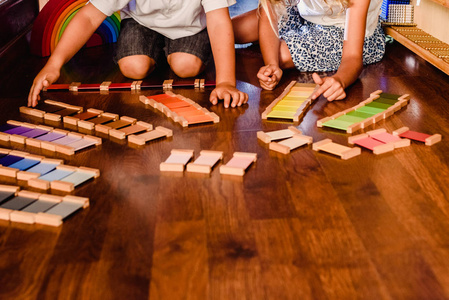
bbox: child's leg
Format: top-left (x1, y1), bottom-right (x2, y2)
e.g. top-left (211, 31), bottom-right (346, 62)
top-left (114, 19), bottom-right (164, 79)
top-left (232, 9), bottom-right (259, 44)
top-left (118, 55), bottom-right (155, 79)
top-left (165, 29), bottom-right (211, 78)
top-left (167, 53), bottom-right (204, 78)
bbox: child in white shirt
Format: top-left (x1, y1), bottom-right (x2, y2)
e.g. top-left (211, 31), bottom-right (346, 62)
top-left (29, 0), bottom-right (248, 108)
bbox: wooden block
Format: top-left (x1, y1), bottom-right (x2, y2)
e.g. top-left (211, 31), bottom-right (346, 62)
top-left (81, 113), bottom-right (119, 129)
top-left (347, 135), bottom-right (390, 154)
top-left (64, 195), bottom-right (90, 208)
top-left (17, 171), bottom-right (41, 181)
top-left (95, 124), bottom-right (112, 135)
top-left (50, 180), bottom-right (75, 192)
top-left (160, 149), bottom-right (194, 172)
top-left (110, 121), bottom-right (152, 140)
top-left (372, 143), bottom-right (395, 155)
top-left (17, 190), bottom-right (41, 199)
top-left (131, 80), bottom-right (142, 90)
top-left (269, 134), bottom-right (313, 154)
top-left (10, 210), bottom-right (36, 224)
top-left (313, 139), bottom-right (361, 160)
top-left (208, 112), bottom-right (220, 123)
top-left (348, 133), bottom-right (369, 145)
top-left (347, 122), bottom-right (362, 134)
top-left (38, 194), bottom-right (63, 203)
top-left (0, 166), bottom-right (18, 178)
top-left (186, 150), bottom-right (223, 174)
top-left (77, 166), bottom-right (100, 178)
top-left (0, 148), bottom-right (11, 155)
top-left (6, 120), bottom-right (24, 127)
top-left (425, 134), bottom-right (442, 146)
top-left (257, 126), bottom-right (303, 144)
top-left (9, 150), bottom-right (29, 157)
top-left (139, 95), bottom-right (153, 106)
top-left (361, 117), bottom-right (374, 128)
top-left (43, 112), bottom-right (61, 122)
top-left (392, 127), bottom-right (410, 136)
top-left (63, 116), bottom-right (80, 126)
top-left (163, 79), bottom-right (173, 89)
top-left (35, 212), bottom-right (63, 226)
top-left (43, 99), bottom-right (68, 108)
top-left (20, 194), bottom-right (61, 216)
top-left (0, 184), bottom-right (19, 194)
top-left (317, 117), bottom-right (333, 127)
top-left (69, 82), bottom-right (81, 91)
top-left (20, 106), bottom-right (45, 118)
top-left (95, 116), bottom-right (136, 135)
top-left (367, 130), bottom-right (411, 149)
top-left (82, 134), bottom-right (102, 146)
top-left (0, 208), bottom-right (13, 221)
top-left (128, 126), bottom-right (172, 145)
top-left (40, 141), bottom-right (57, 152)
top-left (54, 144), bottom-right (75, 156)
top-left (219, 152), bottom-right (257, 176)
top-left (393, 127), bottom-right (441, 146)
top-left (370, 90), bottom-right (383, 97)
top-left (28, 178), bottom-right (51, 190)
top-left (77, 120), bottom-right (95, 130)
top-left (9, 134), bottom-right (27, 144)
top-left (100, 81), bottom-right (112, 90)
top-left (0, 132), bottom-right (10, 142)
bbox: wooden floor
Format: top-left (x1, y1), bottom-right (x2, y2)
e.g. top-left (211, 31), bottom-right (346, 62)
top-left (1, 7), bottom-right (449, 300)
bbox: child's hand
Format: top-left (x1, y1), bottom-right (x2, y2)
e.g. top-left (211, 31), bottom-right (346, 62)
top-left (257, 64), bottom-right (283, 90)
top-left (28, 65), bottom-right (61, 107)
top-left (210, 82), bottom-right (248, 108)
top-left (311, 73), bottom-right (346, 101)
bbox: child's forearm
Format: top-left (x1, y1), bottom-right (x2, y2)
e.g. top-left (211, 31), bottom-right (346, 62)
top-left (49, 4), bottom-right (107, 69)
top-left (207, 8), bottom-right (236, 86)
top-left (334, 55), bottom-right (363, 89)
top-left (259, 4), bottom-right (280, 67)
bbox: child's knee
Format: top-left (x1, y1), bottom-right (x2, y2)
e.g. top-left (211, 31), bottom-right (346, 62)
top-left (168, 53), bottom-right (204, 78)
top-left (118, 55), bottom-right (155, 79)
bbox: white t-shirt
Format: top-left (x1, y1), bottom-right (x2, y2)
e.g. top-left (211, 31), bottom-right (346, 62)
top-left (90, 0), bottom-right (236, 39)
top-left (297, 0), bottom-right (382, 37)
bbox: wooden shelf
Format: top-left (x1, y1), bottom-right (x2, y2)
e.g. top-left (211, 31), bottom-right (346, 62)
top-left (383, 25), bottom-right (449, 75)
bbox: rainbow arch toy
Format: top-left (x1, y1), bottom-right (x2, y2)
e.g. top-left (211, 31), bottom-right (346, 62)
top-left (30, 0), bottom-right (121, 57)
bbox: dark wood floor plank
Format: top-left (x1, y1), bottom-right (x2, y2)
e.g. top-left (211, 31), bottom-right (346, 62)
top-left (203, 180), bottom-right (264, 300)
top-left (150, 220), bottom-right (208, 299)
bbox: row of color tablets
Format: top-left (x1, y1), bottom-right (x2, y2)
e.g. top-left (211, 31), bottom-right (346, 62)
top-left (0, 148), bottom-right (99, 192)
top-left (318, 91), bottom-right (410, 133)
top-left (0, 120), bottom-right (101, 155)
top-left (257, 126), bottom-right (313, 154)
top-left (0, 185), bottom-right (89, 226)
top-left (20, 99), bottom-right (83, 121)
top-left (160, 149), bottom-right (257, 176)
top-left (140, 92), bottom-right (219, 127)
top-left (22, 100), bottom-right (173, 145)
top-left (262, 81), bottom-right (318, 122)
top-left (43, 78), bottom-right (213, 91)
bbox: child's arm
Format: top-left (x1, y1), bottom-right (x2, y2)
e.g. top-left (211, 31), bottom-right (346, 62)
top-left (257, 3), bottom-right (283, 90)
top-left (28, 3), bottom-right (107, 107)
top-left (311, 0), bottom-right (370, 101)
top-left (207, 8), bottom-right (248, 108)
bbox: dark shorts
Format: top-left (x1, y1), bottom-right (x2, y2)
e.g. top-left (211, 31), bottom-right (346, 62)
top-left (114, 18), bottom-right (212, 66)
